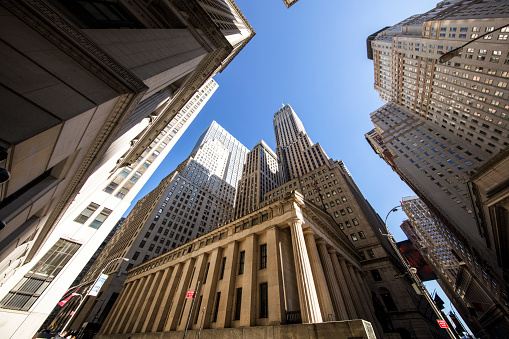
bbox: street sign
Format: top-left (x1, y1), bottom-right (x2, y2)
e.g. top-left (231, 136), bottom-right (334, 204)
top-left (187, 291), bottom-right (195, 298)
top-left (88, 274), bottom-right (109, 296)
top-left (437, 320), bottom-right (449, 328)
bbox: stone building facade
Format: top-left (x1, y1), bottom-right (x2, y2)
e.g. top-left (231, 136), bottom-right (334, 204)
top-left (365, 1), bottom-right (509, 334)
top-left (400, 196), bottom-right (507, 338)
top-left (234, 140), bottom-right (281, 219)
top-left (0, 0), bottom-right (254, 337)
top-left (95, 192), bottom-right (376, 338)
top-left (50, 122), bottom-right (248, 337)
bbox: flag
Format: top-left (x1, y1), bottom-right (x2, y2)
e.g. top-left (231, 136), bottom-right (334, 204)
top-left (311, 179), bottom-right (317, 192)
top-left (58, 288), bottom-right (79, 307)
top-left (449, 311), bottom-right (465, 333)
top-left (434, 293), bottom-right (445, 310)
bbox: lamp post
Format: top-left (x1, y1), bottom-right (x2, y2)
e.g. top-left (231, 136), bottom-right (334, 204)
top-left (60, 257), bottom-right (128, 334)
top-left (381, 206), bottom-right (458, 339)
top-left (439, 24), bottom-right (508, 63)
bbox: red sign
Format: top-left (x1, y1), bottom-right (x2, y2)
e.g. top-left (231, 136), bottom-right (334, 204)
top-left (187, 291), bottom-right (195, 298)
top-left (437, 320), bottom-right (449, 328)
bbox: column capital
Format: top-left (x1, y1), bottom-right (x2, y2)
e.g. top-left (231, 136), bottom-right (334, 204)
top-left (315, 238), bottom-right (327, 246)
top-left (327, 248), bottom-right (337, 255)
top-left (302, 228), bottom-right (314, 236)
top-left (265, 224), bottom-right (281, 232)
top-left (287, 217), bottom-right (302, 227)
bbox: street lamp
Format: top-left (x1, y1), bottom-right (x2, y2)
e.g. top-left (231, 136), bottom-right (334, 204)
top-left (380, 205), bottom-right (458, 339)
top-left (439, 24), bottom-right (509, 63)
top-left (60, 257), bottom-right (129, 334)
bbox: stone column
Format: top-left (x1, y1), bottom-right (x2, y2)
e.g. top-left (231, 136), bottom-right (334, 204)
top-left (152, 264), bottom-right (182, 332)
top-left (101, 280), bottom-right (135, 334)
top-left (266, 226), bottom-right (286, 325)
top-left (165, 258), bottom-right (196, 331)
top-left (216, 241), bottom-right (238, 328)
top-left (134, 271), bottom-right (163, 332)
top-left (178, 254), bottom-right (207, 331)
top-left (119, 276), bottom-right (147, 333)
top-left (141, 266), bottom-right (173, 332)
top-left (348, 263), bottom-right (373, 322)
top-left (289, 218), bottom-right (322, 323)
top-left (240, 234), bottom-right (257, 326)
top-left (316, 241), bottom-right (349, 320)
top-left (354, 268), bottom-right (383, 337)
top-left (303, 231), bottom-right (336, 321)
top-left (338, 255), bottom-right (366, 319)
top-left (200, 248), bottom-right (222, 329)
top-left (128, 273), bottom-right (156, 333)
top-left (330, 250), bottom-right (357, 319)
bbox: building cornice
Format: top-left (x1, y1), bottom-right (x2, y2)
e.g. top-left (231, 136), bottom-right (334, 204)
top-left (3, 0), bottom-right (150, 262)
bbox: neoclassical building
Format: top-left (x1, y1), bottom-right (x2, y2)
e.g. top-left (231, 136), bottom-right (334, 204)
top-left (95, 191), bottom-right (377, 338)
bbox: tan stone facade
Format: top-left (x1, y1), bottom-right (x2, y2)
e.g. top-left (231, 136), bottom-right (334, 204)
top-left (96, 192), bottom-right (377, 337)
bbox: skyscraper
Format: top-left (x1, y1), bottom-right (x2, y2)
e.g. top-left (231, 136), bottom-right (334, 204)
top-left (0, 79), bottom-right (218, 338)
top-left (234, 140), bottom-right (281, 219)
top-left (0, 0), bottom-right (254, 335)
top-left (51, 122), bottom-right (248, 336)
top-left (82, 104), bottom-right (454, 339)
top-left (274, 105), bottom-right (329, 182)
top-left (191, 121), bottom-right (250, 191)
top-left (400, 196), bottom-right (499, 338)
top-left (365, 1), bottom-right (509, 332)
top-left (267, 104), bottom-right (447, 338)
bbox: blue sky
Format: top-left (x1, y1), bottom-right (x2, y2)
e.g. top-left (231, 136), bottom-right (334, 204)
top-left (125, 0), bottom-right (470, 332)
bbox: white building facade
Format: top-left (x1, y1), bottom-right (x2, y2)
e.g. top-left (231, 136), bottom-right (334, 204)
top-left (0, 80), bottom-right (218, 339)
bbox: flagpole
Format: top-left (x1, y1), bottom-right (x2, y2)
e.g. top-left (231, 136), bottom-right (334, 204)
top-left (59, 257), bottom-right (128, 334)
top-left (198, 307), bottom-right (206, 339)
top-left (183, 281), bottom-right (200, 339)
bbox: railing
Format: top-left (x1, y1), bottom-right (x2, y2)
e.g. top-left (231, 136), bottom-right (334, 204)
top-left (285, 310), bottom-right (302, 324)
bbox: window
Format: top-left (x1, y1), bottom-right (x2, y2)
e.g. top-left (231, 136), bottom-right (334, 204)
top-left (212, 292), bottom-right (221, 322)
top-left (260, 244), bottom-right (267, 269)
top-left (115, 187), bottom-right (129, 199)
top-left (351, 233), bottom-right (358, 241)
top-left (0, 239), bottom-right (80, 311)
top-left (359, 251), bottom-right (366, 261)
top-left (234, 287), bottom-right (242, 321)
top-left (238, 251), bottom-right (245, 275)
top-left (219, 257), bottom-right (226, 280)
top-left (89, 208), bottom-right (112, 229)
top-left (74, 203), bottom-right (100, 224)
top-left (203, 263), bottom-right (210, 284)
top-left (359, 231), bottom-right (366, 239)
top-left (57, 0), bottom-right (143, 29)
top-left (367, 249), bottom-right (375, 259)
top-left (132, 251), bottom-right (140, 260)
top-left (260, 283), bottom-right (268, 318)
top-left (153, 151), bottom-right (160, 157)
top-left (142, 161), bottom-right (151, 168)
top-left (119, 167), bottom-right (132, 177)
top-left (103, 182), bottom-right (118, 194)
top-left (380, 288), bottom-right (397, 311)
top-left (371, 269), bottom-right (382, 281)
top-left (129, 171), bottom-right (142, 183)
top-left (352, 218), bottom-right (359, 226)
